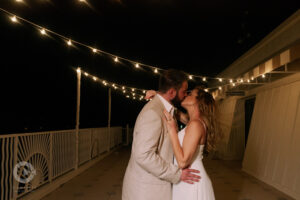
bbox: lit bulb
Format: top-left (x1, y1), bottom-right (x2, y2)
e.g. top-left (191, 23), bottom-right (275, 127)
top-left (135, 63), bottom-right (140, 68)
top-left (241, 79), bottom-right (244, 83)
top-left (126, 95), bottom-right (129, 98)
top-left (204, 89), bottom-right (208, 92)
top-left (202, 77), bottom-right (206, 81)
top-left (16, 0), bottom-right (23, 2)
top-left (123, 90), bottom-right (126, 93)
top-left (76, 68), bottom-right (81, 73)
top-left (262, 74), bottom-right (266, 78)
top-left (67, 40), bottom-right (72, 46)
top-left (92, 48), bottom-right (97, 53)
top-left (219, 78), bottom-right (222, 82)
top-left (189, 75), bottom-right (193, 80)
top-left (40, 29), bottom-right (46, 35)
top-left (133, 97), bottom-right (136, 100)
top-left (232, 83), bottom-right (236, 86)
top-left (112, 84), bottom-right (115, 87)
top-left (133, 93), bottom-right (136, 96)
top-left (154, 68), bottom-right (158, 73)
top-left (251, 76), bottom-right (254, 80)
top-left (114, 57), bottom-right (119, 62)
top-left (11, 16), bottom-right (17, 23)
top-left (219, 87), bottom-right (222, 90)
top-left (84, 72), bottom-right (88, 76)
top-left (132, 88), bottom-right (135, 92)
top-left (247, 79), bottom-right (250, 83)
top-left (230, 79), bottom-right (233, 83)
top-left (93, 77), bottom-right (97, 81)
top-left (122, 86), bottom-right (125, 90)
top-left (143, 90), bottom-right (146, 94)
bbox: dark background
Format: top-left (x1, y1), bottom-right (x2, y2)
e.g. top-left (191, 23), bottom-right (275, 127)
top-left (0, 0), bottom-right (299, 134)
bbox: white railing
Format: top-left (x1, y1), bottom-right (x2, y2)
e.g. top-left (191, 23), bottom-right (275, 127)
top-left (0, 126), bottom-right (128, 200)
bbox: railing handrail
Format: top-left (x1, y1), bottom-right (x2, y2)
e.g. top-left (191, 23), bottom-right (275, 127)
top-left (0, 126), bottom-right (124, 139)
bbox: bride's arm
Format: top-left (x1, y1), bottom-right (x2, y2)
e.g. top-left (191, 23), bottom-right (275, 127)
top-left (164, 110), bottom-right (204, 169)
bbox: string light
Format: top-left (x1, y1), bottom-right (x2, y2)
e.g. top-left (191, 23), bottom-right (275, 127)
top-left (247, 79), bottom-right (250, 83)
top-left (84, 72), bottom-right (89, 76)
top-left (262, 74), bottom-right (266, 78)
top-left (240, 79), bottom-right (244, 83)
top-left (10, 15), bottom-right (17, 23)
top-left (77, 69), bottom-right (148, 101)
top-left (67, 39), bottom-right (72, 46)
top-left (230, 79), bottom-right (233, 83)
top-left (0, 8), bottom-right (247, 83)
top-left (1, 7), bottom-right (265, 90)
top-left (204, 89), bottom-right (208, 92)
top-left (40, 29), bottom-right (46, 35)
top-left (218, 86), bottom-right (222, 90)
top-left (251, 76), bottom-right (254, 80)
top-left (143, 90), bottom-right (146, 94)
top-left (232, 83), bottom-right (236, 86)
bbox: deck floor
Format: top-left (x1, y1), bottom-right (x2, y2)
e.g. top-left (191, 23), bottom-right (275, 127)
top-left (42, 147), bottom-right (294, 200)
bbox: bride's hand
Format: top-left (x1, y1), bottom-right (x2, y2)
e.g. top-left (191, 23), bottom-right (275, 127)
top-left (163, 109), bottom-right (178, 133)
top-left (145, 90), bottom-right (157, 100)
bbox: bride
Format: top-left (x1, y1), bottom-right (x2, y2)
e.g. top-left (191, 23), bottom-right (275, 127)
top-left (147, 87), bottom-right (218, 200)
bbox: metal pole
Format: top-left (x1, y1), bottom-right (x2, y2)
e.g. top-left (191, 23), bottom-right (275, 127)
top-left (107, 87), bottom-right (111, 152)
top-left (126, 124), bottom-right (129, 146)
top-left (75, 68), bottom-right (81, 169)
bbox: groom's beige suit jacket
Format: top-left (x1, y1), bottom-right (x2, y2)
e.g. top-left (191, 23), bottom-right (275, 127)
top-left (122, 95), bottom-right (181, 200)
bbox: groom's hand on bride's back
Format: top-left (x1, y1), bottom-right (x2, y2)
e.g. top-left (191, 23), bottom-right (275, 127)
top-left (180, 168), bottom-right (201, 184)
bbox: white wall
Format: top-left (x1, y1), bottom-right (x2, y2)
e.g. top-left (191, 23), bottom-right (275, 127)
top-left (242, 78), bottom-right (300, 199)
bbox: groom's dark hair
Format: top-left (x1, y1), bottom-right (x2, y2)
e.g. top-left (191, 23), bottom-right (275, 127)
top-left (158, 69), bottom-right (188, 93)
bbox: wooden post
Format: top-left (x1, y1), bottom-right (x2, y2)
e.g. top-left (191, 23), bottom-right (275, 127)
top-left (75, 68), bottom-right (81, 169)
top-left (107, 88), bottom-right (111, 151)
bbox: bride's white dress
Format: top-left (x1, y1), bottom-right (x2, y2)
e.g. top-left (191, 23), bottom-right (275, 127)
top-left (172, 127), bottom-right (215, 200)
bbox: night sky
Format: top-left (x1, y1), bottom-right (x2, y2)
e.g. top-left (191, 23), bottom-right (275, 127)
top-left (0, 0), bottom-right (298, 134)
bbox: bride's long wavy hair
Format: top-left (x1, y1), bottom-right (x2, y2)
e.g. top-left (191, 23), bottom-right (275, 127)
top-left (195, 87), bottom-right (220, 153)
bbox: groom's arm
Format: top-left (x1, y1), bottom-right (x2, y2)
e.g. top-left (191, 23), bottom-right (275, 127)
top-left (133, 109), bottom-right (181, 184)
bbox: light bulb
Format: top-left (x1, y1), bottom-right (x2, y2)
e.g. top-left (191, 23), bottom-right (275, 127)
top-left (154, 68), bottom-right (158, 73)
top-left (189, 75), bottom-right (193, 80)
top-left (67, 40), bottom-right (72, 46)
top-left (135, 63), bottom-right (140, 68)
top-left (202, 77), bottom-right (206, 81)
top-left (40, 29), bottom-right (46, 35)
top-left (11, 16), bottom-right (17, 23)
top-left (114, 57), bottom-right (119, 62)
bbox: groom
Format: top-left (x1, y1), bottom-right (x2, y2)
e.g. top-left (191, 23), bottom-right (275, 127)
top-left (122, 69), bottom-right (201, 200)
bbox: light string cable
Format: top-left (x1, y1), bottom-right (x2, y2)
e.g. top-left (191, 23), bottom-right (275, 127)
top-left (0, 7), bottom-right (250, 83)
top-left (76, 68), bottom-right (148, 101)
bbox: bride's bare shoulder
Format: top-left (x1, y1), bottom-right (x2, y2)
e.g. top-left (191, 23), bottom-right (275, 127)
top-left (185, 120), bottom-right (206, 135)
